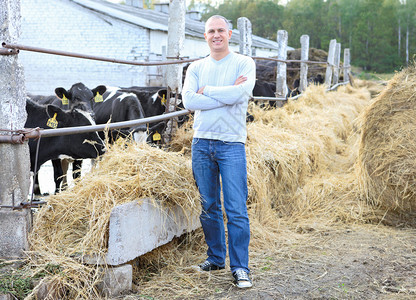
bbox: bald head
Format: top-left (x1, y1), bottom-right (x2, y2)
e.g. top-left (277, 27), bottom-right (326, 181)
top-left (205, 15), bottom-right (231, 33)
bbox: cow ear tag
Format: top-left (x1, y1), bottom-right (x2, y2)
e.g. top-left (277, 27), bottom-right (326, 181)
top-left (95, 92), bottom-right (103, 103)
top-left (47, 113), bottom-right (58, 129)
top-left (161, 94), bottom-right (166, 105)
top-left (153, 131), bottom-right (161, 141)
top-left (61, 94), bottom-right (69, 105)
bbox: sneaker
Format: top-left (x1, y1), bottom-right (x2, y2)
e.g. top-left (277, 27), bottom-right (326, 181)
top-left (232, 269), bottom-right (252, 288)
top-left (199, 260), bottom-right (225, 271)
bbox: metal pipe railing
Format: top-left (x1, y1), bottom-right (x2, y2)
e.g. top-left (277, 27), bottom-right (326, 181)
top-left (0, 48), bottom-right (19, 55)
top-left (2, 42), bottom-right (333, 67)
top-left (0, 109), bottom-right (191, 143)
top-left (327, 81), bottom-right (350, 91)
top-left (252, 56), bottom-right (328, 65)
top-left (2, 42), bottom-right (198, 66)
top-left (252, 96), bottom-right (287, 102)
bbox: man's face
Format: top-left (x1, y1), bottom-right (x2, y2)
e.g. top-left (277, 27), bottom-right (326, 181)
top-left (204, 18), bottom-right (232, 54)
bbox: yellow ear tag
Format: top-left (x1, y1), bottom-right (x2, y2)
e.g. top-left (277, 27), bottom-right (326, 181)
top-left (95, 92), bottom-right (103, 103)
top-left (47, 113), bottom-right (58, 129)
top-left (161, 94), bottom-right (166, 105)
top-left (153, 131), bottom-right (161, 141)
top-left (61, 94), bottom-right (69, 105)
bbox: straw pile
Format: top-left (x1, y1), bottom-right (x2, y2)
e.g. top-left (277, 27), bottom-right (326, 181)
top-left (243, 83), bottom-right (371, 221)
top-left (354, 78), bottom-right (387, 98)
top-left (357, 64), bottom-right (416, 213)
top-left (26, 78), bottom-right (383, 298)
top-left (28, 140), bottom-right (200, 298)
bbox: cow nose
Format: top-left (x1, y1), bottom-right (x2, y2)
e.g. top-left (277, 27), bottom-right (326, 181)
top-left (133, 131), bottom-right (148, 144)
top-left (99, 144), bottom-right (107, 155)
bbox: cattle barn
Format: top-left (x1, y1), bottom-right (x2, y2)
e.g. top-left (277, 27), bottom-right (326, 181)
top-left (19, 0), bottom-right (292, 95)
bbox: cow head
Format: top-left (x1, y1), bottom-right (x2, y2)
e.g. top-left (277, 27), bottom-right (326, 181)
top-left (45, 104), bottom-right (106, 158)
top-left (55, 83), bottom-right (107, 117)
top-left (155, 89), bottom-right (183, 110)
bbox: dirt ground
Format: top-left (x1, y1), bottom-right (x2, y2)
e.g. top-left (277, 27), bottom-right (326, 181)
top-left (231, 224), bottom-right (416, 300)
top-left (121, 223), bottom-right (416, 300)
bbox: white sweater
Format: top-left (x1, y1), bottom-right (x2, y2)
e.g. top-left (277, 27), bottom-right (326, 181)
top-left (182, 52), bottom-right (256, 143)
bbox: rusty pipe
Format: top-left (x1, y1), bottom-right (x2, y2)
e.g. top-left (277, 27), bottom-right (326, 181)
top-left (0, 201), bottom-right (46, 210)
top-left (29, 109), bottom-right (191, 138)
top-left (0, 109), bottom-right (191, 143)
top-left (252, 56), bottom-right (328, 65)
top-left (0, 48), bottom-right (19, 55)
top-left (2, 42), bottom-right (198, 66)
top-left (0, 134), bottom-right (25, 144)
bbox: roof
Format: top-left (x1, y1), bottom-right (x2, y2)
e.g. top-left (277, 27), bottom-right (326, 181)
top-left (70, 0), bottom-right (290, 51)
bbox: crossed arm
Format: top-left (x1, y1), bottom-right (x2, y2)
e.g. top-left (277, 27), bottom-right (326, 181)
top-left (182, 61), bottom-right (255, 111)
top-left (197, 75), bottom-right (247, 95)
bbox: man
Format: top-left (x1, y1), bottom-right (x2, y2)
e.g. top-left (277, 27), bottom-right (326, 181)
top-left (182, 15), bottom-right (255, 288)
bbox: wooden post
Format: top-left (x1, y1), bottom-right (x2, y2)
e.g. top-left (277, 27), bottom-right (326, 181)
top-left (343, 48), bottom-right (350, 83)
top-left (237, 17), bottom-right (252, 56)
top-left (164, 0), bottom-right (185, 144)
top-left (276, 30), bottom-right (288, 98)
top-left (0, 0), bottom-right (32, 258)
top-left (324, 39), bottom-right (337, 87)
top-left (332, 42), bottom-right (341, 85)
top-left (299, 34), bottom-right (309, 93)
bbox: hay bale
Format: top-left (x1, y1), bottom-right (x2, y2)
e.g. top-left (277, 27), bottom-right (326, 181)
top-left (357, 64), bottom-right (416, 212)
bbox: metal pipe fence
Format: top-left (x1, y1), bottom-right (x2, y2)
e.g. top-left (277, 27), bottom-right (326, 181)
top-left (0, 109), bottom-right (190, 143)
top-left (0, 37), bottom-right (351, 142)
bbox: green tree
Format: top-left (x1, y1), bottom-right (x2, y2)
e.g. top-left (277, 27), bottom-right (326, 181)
top-left (198, 0), bottom-right (415, 72)
top-left (201, 0), bottom-right (284, 39)
top-left (241, 1), bottom-right (284, 40)
top-left (282, 0), bottom-right (327, 49)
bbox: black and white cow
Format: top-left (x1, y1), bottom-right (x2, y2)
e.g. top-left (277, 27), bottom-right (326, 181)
top-left (94, 87), bottom-right (148, 143)
top-left (118, 86), bottom-right (188, 143)
top-left (29, 84), bottom-right (151, 193)
top-left (58, 86), bottom-right (150, 190)
top-left (29, 82), bottom-right (107, 116)
top-left (28, 83), bottom-right (107, 194)
top-left (25, 98), bottom-right (105, 194)
top-left (33, 83), bottom-right (148, 142)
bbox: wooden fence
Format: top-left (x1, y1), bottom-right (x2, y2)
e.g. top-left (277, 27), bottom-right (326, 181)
top-left (236, 17), bottom-right (351, 102)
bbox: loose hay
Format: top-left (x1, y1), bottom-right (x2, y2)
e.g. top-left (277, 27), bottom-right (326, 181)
top-left (245, 84), bottom-right (370, 220)
top-left (28, 141), bottom-right (200, 298)
top-left (27, 80), bottom-right (381, 298)
top-left (357, 64), bottom-right (416, 213)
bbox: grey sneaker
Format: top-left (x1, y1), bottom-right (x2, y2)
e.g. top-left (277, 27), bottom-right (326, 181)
top-left (232, 269), bottom-right (252, 288)
top-left (199, 260), bottom-right (225, 271)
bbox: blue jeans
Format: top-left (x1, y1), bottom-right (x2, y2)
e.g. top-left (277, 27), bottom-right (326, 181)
top-left (192, 138), bottom-right (250, 273)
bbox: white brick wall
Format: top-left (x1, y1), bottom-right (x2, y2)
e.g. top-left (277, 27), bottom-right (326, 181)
top-left (20, 0), bottom-right (150, 95)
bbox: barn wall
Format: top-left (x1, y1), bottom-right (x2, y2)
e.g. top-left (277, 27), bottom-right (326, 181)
top-left (19, 0), bottom-right (279, 95)
top-left (20, 0), bottom-right (150, 95)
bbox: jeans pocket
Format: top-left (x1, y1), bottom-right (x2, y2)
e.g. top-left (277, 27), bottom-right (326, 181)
top-left (191, 138), bottom-right (200, 145)
top-left (221, 140), bottom-right (242, 146)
